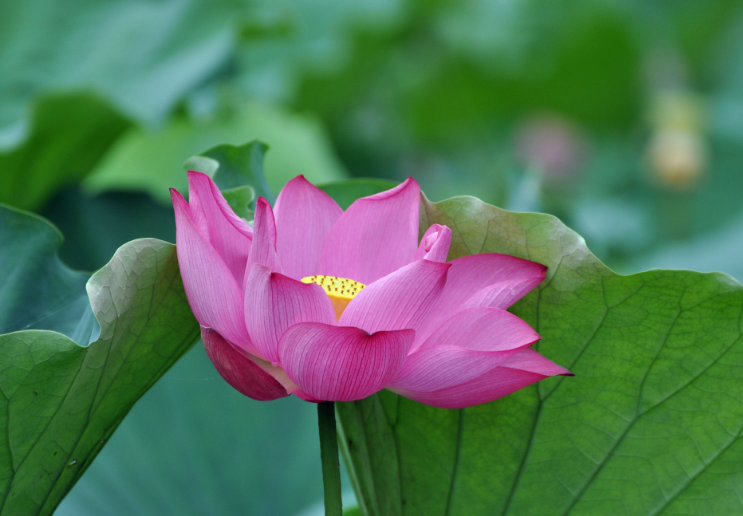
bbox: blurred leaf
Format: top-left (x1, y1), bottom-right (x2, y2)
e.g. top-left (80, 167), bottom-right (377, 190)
top-left (0, 205), bottom-right (199, 515)
top-left (83, 101), bottom-right (346, 203)
top-left (0, 94), bottom-right (130, 210)
top-left (319, 178), bottom-right (399, 210)
top-left (337, 194), bottom-right (743, 515)
top-left (236, 0), bottom-right (403, 103)
top-left (0, 0), bottom-right (236, 137)
top-left (632, 210), bottom-right (743, 283)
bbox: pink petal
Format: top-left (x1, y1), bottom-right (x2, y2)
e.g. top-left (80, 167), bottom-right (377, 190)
top-left (501, 346), bottom-right (573, 376)
top-left (318, 178), bottom-right (421, 285)
top-left (389, 307), bottom-right (540, 392)
top-left (389, 345), bottom-right (520, 393)
top-left (246, 198), bottom-right (281, 276)
top-left (417, 307), bottom-right (540, 353)
top-left (207, 178), bottom-right (254, 240)
top-left (415, 254), bottom-right (546, 346)
top-left (339, 259), bottom-right (450, 335)
top-left (187, 172), bottom-right (253, 286)
top-left (414, 224), bottom-right (451, 263)
top-left (201, 327), bottom-right (288, 401)
top-left (244, 264), bottom-right (336, 365)
top-left (460, 277), bottom-right (547, 312)
top-left (188, 171), bottom-right (254, 238)
top-left (171, 189), bottom-right (252, 351)
top-left (293, 389), bottom-right (322, 403)
top-left (390, 348), bottom-right (571, 409)
top-left (274, 175), bottom-right (343, 281)
top-left (279, 323), bottom-right (415, 402)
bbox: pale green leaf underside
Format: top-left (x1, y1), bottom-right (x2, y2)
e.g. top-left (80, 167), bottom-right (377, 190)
top-left (337, 195), bottom-right (743, 516)
top-left (0, 206), bottom-right (199, 516)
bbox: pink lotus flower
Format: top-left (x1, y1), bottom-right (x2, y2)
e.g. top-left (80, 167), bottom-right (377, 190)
top-left (171, 172), bottom-right (571, 409)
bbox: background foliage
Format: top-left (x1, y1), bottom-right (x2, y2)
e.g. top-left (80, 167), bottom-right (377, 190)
top-left (3, 0), bottom-right (743, 514)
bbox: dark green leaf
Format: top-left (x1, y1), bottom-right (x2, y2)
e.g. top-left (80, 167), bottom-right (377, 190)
top-left (0, 206), bottom-right (199, 516)
top-left (337, 194), bottom-right (743, 516)
top-left (40, 189), bottom-right (177, 273)
top-left (319, 178), bottom-right (400, 210)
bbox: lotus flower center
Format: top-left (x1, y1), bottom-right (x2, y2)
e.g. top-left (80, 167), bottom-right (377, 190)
top-left (301, 275), bottom-right (366, 320)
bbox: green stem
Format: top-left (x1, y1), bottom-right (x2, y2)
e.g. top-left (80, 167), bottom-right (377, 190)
top-left (318, 401), bottom-right (343, 516)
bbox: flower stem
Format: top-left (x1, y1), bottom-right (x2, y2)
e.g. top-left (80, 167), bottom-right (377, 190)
top-left (317, 401), bottom-right (343, 516)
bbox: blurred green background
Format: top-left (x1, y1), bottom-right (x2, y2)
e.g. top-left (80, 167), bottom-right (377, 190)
top-left (3, 0), bottom-right (743, 514)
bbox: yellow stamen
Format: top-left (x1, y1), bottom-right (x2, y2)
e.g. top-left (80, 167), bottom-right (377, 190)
top-left (301, 275), bottom-right (366, 320)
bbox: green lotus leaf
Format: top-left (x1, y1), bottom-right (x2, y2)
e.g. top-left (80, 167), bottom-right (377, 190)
top-left (336, 194), bottom-right (743, 516)
top-left (0, 205), bottom-right (199, 516)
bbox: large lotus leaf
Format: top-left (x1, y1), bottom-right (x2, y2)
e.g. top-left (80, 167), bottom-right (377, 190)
top-left (337, 194), bottom-right (743, 515)
top-left (83, 101), bottom-right (346, 204)
top-left (0, 93), bottom-right (130, 211)
top-left (0, 205), bottom-right (199, 515)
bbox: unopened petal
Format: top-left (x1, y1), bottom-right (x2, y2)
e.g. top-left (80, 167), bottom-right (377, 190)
top-left (171, 189), bottom-right (252, 351)
top-left (187, 172), bottom-right (252, 285)
top-left (246, 197), bottom-right (281, 276)
top-left (414, 224), bottom-right (451, 263)
top-left (244, 264), bottom-right (336, 365)
top-left (274, 175), bottom-right (343, 281)
top-left (279, 323), bottom-right (415, 402)
top-left (202, 328), bottom-right (288, 401)
top-left (318, 178), bottom-right (420, 285)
